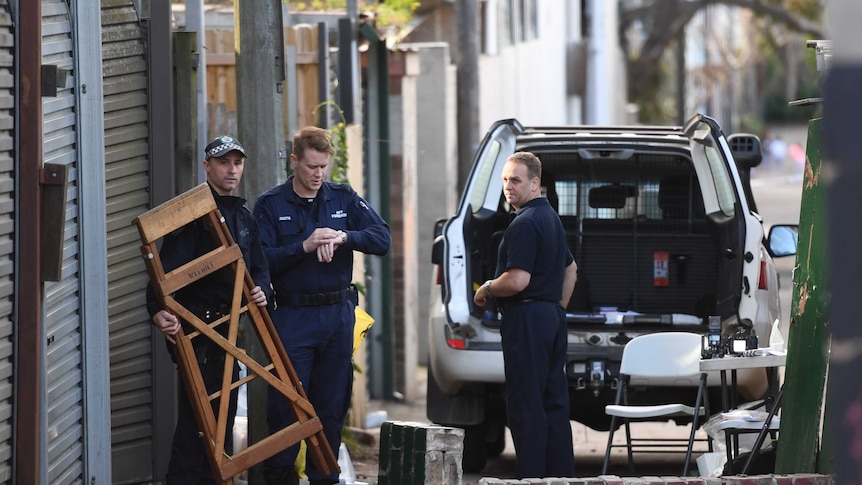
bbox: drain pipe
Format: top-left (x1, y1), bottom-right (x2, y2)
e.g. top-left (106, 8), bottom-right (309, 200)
top-left (17, 0), bottom-right (44, 482)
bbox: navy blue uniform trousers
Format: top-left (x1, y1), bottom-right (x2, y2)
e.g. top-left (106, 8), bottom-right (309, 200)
top-left (500, 301), bottom-right (575, 479)
top-left (266, 301), bottom-right (354, 483)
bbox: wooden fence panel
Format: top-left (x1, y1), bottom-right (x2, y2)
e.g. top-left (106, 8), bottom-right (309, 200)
top-left (204, 24), bottom-right (322, 141)
top-left (205, 29), bottom-right (237, 140)
top-left (285, 24), bottom-right (321, 136)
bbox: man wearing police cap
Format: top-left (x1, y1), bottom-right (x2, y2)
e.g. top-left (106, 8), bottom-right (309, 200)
top-left (147, 135), bottom-right (272, 484)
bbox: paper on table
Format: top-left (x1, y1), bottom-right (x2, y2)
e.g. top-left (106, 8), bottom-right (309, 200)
top-left (720, 409), bottom-right (778, 422)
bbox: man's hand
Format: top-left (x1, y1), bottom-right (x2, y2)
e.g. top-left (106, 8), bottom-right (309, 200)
top-left (302, 227), bottom-right (347, 263)
top-left (249, 286), bottom-right (267, 307)
top-left (153, 310), bottom-right (180, 344)
top-left (473, 280), bottom-right (492, 307)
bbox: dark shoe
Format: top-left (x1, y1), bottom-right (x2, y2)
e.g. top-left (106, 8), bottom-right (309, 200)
top-left (263, 466), bottom-right (299, 485)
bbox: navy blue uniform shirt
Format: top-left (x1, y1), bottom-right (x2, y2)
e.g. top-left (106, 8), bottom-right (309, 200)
top-left (252, 177), bottom-right (390, 295)
top-left (146, 185), bottom-right (272, 317)
top-left (496, 197), bottom-right (574, 302)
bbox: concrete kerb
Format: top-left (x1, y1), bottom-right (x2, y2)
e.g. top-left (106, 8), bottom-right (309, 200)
top-left (377, 420), bottom-right (832, 485)
top-left (475, 476), bottom-right (833, 485)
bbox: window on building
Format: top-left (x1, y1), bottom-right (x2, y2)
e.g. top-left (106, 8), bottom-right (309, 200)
top-left (480, 0), bottom-right (498, 55)
top-left (520, 0), bottom-right (538, 41)
top-left (498, 0), bottom-right (514, 47)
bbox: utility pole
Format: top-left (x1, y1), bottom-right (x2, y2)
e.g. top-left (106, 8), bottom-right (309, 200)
top-left (455, 0), bottom-right (480, 190)
top-left (235, 0), bottom-right (287, 204)
top-left (585, 0), bottom-right (618, 124)
top-left (185, 0), bottom-right (208, 183)
top-left (235, 1), bottom-right (286, 482)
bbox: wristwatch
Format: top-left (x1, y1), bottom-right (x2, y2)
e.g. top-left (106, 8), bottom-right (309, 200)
top-left (483, 279), bottom-right (493, 297)
top-left (339, 231), bottom-right (347, 244)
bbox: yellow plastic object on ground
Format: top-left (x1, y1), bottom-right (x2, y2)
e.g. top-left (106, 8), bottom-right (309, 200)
top-left (354, 307), bottom-right (375, 357)
top-left (296, 441), bottom-right (307, 479)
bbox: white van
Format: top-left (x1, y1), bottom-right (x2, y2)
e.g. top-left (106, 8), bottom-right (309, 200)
top-left (427, 115), bottom-right (796, 472)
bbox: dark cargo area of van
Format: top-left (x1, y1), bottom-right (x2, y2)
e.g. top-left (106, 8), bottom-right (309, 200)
top-left (468, 149), bottom-right (734, 333)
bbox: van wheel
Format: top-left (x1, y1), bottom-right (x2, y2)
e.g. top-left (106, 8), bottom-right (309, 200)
top-left (462, 424), bottom-right (487, 473)
top-left (484, 404), bottom-right (506, 457)
top-left (485, 421), bottom-right (506, 457)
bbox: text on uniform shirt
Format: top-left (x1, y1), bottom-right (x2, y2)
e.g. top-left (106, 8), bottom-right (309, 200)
top-left (331, 210), bottom-right (347, 219)
top-left (279, 215), bottom-right (292, 221)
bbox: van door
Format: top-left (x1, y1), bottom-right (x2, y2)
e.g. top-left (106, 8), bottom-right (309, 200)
top-left (441, 119), bottom-right (523, 335)
top-left (684, 115), bottom-right (748, 318)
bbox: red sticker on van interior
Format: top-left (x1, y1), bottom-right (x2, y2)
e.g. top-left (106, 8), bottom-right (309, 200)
top-left (654, 252), bottom-right (669, 287)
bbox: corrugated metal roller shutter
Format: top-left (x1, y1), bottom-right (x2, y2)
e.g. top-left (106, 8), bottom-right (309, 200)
top-left (0, 1), bottom-right (12, 482)
top-left (101, 1), bottom-right (154, 482)
top-left (42, 0), bottom-right (85, 483)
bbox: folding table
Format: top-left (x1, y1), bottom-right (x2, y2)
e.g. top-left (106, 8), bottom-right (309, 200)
top-left (700, 353), bottom-right (786, 474)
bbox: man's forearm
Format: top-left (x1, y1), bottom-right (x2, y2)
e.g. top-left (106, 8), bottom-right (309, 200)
top-left (560, 261), bottom-right (578, 308)
top-left (485, 269), bottom-right (530, 299)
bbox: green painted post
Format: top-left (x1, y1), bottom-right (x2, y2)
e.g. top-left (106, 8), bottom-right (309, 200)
top-left (775, 117), bottom-right (831, 473)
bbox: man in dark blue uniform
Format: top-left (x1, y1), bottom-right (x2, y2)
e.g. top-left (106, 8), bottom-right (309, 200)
top-left (147, 136), bottom-right (272, 484)
top-left (473, 151), bottom-right (578, 479)
top-left (253, 126), bottom-right (391, 485)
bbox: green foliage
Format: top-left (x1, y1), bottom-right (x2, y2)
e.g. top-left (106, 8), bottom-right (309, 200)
top-left (312, 100), bottom-right (349, 184)
top-left (329, 121), bottom-right (350, 184)
top-left (286, 0), bottom-right (418, 29)
top-left (373, 0), bottom-right (420, 28)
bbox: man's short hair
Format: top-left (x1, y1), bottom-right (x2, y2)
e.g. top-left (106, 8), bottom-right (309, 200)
top-left (508, 151), bottom-right (542, 180)
top-left (292, 126), bottom-right (335, 159)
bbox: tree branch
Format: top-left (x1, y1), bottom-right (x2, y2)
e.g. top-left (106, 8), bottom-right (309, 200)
top-left (621, 0), bottom-right (824, 103)
top-left (716, 0), bottom-right (823, 38)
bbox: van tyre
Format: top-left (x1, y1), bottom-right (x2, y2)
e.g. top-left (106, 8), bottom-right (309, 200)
top-left (485, 421), bottom-right (506, 457)
top-left (461, 424), bottom-right (487, 473)
top-left (484, 401), bottom-right (507, 457)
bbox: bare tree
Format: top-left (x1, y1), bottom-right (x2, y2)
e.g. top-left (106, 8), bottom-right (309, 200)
top-left (620, 0), bottom-right (824, 104)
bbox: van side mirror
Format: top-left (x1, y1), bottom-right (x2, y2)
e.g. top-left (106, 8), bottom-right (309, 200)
top-left (767, 224), bottom-right (798, 257)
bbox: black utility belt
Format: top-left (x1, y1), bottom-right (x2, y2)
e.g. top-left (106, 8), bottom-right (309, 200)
top-left (188, 304), bottom-right (231, 323)
top-left (498, 298), bottom-right (555, 310)
top-left (275, 285), bottom-right (357, 307)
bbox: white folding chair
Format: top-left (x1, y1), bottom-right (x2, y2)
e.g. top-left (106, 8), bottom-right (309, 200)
top-left (601, 332), bottom-right (710, 476)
